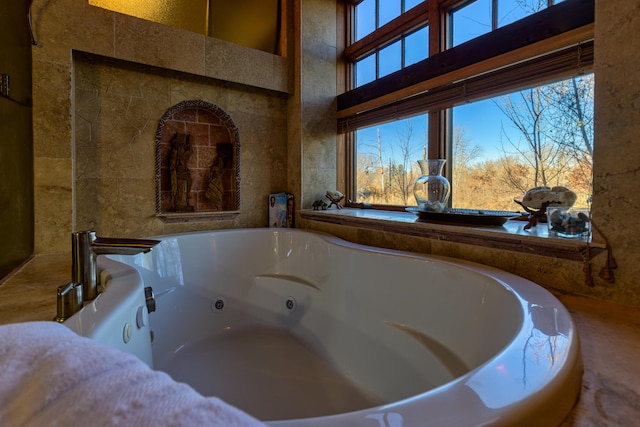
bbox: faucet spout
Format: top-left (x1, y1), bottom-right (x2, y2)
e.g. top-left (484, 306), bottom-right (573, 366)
top-left (72, 231), bottom-right (160, 301)
top-left (91, 237), bottom-right (160, 256)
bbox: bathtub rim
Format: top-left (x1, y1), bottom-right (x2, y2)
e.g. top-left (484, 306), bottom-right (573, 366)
top-left (236, 228), bottom-right (582, 427)
top-left (92, 228), bottom-right (583, 427)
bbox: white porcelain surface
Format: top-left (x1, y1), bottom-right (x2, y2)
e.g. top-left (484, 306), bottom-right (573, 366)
top-left (64, 259), bottom-right (153, 367)
top-left (66, 228), bottom-right (582, 426)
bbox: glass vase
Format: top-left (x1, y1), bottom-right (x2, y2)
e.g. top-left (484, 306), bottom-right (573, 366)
top-left (413, 159), bottom-right (451, 212)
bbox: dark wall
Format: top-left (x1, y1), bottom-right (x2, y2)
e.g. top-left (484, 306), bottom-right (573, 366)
top-left (210, 0), bottom-right (281, 54)
top-left (0, 0), bottom-right (34, 277)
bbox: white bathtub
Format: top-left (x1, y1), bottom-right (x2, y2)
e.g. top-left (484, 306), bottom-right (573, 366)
top-left (65, 228), bottom-right (582, 426)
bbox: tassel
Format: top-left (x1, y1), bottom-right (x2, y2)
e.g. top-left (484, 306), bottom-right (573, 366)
top-left (584, 262), bottom-right (594, 287)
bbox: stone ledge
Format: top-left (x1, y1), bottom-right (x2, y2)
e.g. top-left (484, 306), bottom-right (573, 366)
top-left (156, 211), bottom-right (239, 223)
top-left (300, 208), bottom-right (606, 261)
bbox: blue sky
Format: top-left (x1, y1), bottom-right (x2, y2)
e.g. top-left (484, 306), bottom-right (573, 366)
top-left (356, 100), bottom-right (508, 166)
top-left (453, 100), bottom-right (513, 162)
top-left (354, 0), bottom-right (567, 165)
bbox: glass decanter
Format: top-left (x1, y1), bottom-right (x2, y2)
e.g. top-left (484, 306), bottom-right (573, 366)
top-left (413, 159), bottom-right (451, 212)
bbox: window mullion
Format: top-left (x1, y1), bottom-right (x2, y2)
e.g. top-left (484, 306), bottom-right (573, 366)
top-left (492, 0), bottom-right (498, 30)
top-left (429, 0), bottom-right (444, 163)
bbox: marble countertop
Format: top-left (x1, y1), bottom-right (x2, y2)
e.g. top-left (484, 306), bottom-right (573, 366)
top-left (1, 253), bottom-right (638, 425)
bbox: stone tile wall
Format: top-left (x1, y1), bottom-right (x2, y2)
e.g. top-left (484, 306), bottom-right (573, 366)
top-left (31, 0), bottom-right (291, 250)
top-left (27, 0), bottom-right (640, 308)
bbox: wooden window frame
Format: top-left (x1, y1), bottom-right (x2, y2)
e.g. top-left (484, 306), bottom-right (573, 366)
top-left (337, 0), bottom-right (595, 208)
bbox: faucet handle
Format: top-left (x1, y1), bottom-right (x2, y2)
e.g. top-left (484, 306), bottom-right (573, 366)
top-left (144, 286), bottom-right (156, 313)
top-left (54, 282), bottom-right (83, 323)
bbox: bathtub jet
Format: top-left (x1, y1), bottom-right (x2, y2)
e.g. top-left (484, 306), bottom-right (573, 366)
top-left (65, 228), bottom-right (582, 427)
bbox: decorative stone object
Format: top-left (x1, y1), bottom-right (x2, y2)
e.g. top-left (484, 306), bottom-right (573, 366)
top-left (156, 100), bottom-right (240, 217)
top-left (168, 133), bottom-right (194, 212)
top-left (520, 186), bottom-right (577, 210)
top-left (326, 190), bottom-right (344, 209)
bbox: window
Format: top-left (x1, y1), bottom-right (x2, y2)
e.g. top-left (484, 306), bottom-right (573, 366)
top-left (356, 114), bottom-right (429, 205)
top-left (339, 0), bottom-right (594, 211)
top-left (352, 0), bottom-right (429, 88)
top-left (450, 73), bottom-right (594, 211)
top-left (451, 0), bottom-right (567, 47)
top-left (354, 25), bottom-right (428, 87)
top-left (451, 0), bottom-right (492, 46)
top-left (355, 0), bottom-right (425, 42)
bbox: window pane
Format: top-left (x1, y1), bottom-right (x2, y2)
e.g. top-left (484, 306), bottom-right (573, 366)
top-left (498, 0), bottom-right (529, 27)
top-left (355, 0), bottom-right (375, 41)
top-left (379, 0), bottom-right (401, 27)
top-left (450, 74), bottom-right (594, 211)
top-left (451, 0), bottom-right (492, 47)
top-left (498, 0), bottom-right (548, 27)
top-left (355, 53), bottom-right (376, 87)
top-left (355, 114), bottom-right (429, 205)
top-left (379, 40), bottom-right (402, 78)
top-left (404, 25), bottom-right (429, 66)
top-left (404, 0), bottom-right (424, 12)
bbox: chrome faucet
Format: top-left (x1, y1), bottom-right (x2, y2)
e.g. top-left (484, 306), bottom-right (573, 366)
top-left (72, 230), bottom-right (161, 301)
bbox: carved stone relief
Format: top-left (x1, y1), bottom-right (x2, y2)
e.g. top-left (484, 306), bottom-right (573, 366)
top-left (156, 100), bottom-right (240, 217)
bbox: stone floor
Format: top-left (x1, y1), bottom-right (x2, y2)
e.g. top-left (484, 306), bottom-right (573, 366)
top-left (556, 294), bottom-right (640, 426)
top-left (1, 253), bottom-right (639, 426)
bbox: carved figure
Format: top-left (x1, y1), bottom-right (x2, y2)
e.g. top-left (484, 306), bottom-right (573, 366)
top-left (204, 143), bottom-right (234, 210)
top-left (312, 200), bottom-right (327, 211)
top-left (169, 133), bottom-right (194, 211)
top-left (205, 156), bottom-right (224, 209)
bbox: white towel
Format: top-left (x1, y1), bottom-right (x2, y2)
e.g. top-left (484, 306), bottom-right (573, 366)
top-left (0, 321), bottom-right (268, 427)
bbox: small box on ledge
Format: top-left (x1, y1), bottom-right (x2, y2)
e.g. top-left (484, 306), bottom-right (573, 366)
top-left (269, 193), bottom-right (294, 228)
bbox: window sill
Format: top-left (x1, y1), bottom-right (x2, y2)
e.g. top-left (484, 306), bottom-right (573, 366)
top-left (299, 208), bottom-right (605, 262)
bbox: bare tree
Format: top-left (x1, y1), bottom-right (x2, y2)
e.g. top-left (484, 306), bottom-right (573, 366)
top-left (498, 155), bottom-right (532, 195)
top-left (387, 120), bottom-right (421, 204)
top-left (356, 152), bottom-right (380, 202)
top-left (495, 86), bottom-right (572, 188)
top-left (452, 124), bottom-right (483, 170)
top-left (491, 2), bottom-right (593, 203)
top-left (491, 72), bottom-right (594, 207)
top-left (357, 127), bottom-right (387, 203)
top-left (451, 125), bottom-right (485, 207)
top-left (542, 75), bottom-right (594, 197)
top-left (376, 129), bottom-right (385, 198)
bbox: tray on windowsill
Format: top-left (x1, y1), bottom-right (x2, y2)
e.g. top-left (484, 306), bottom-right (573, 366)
top-left (406, 207), bottom-right (523, 226)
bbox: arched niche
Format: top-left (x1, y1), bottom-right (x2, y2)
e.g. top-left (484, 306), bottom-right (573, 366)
top-left (156, 100), bottom-right (240, 222)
